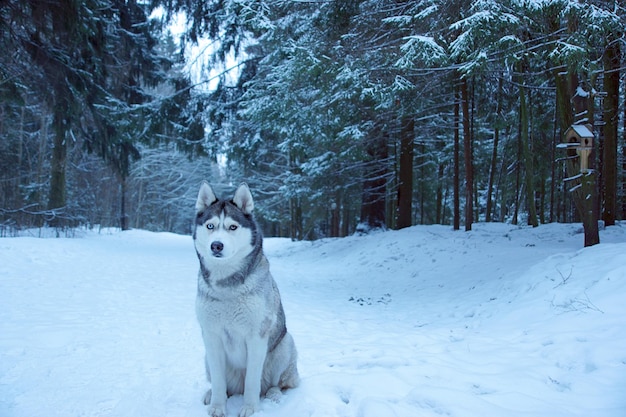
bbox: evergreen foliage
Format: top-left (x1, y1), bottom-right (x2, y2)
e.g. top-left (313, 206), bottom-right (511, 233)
top-left (183, 0), bottom-right (625, 237)
top-left (1, 0), bottom-right (625, 238)
top-left (1, 0), bottom-right (202, 232)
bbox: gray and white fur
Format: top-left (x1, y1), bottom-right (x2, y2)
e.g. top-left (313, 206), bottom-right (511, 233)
top-left (194, 182), bottom-right (299, 417)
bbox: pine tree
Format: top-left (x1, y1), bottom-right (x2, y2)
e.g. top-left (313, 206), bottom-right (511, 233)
top-left (1, 0), bottom-right (202, 230)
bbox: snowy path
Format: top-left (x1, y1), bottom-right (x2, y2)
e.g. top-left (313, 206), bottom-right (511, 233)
top-left (1, 223), bottom-right (625, 417)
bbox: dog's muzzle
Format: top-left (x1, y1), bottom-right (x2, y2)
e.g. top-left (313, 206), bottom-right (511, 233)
top-left (211, 241), bottom-right (224, 257)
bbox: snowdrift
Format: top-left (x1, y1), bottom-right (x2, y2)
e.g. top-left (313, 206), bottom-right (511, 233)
top-left (1, 222), bottom-right (625, 416)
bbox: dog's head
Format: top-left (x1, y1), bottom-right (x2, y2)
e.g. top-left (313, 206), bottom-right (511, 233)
top-left (194, 182), bottom-right (258, 263)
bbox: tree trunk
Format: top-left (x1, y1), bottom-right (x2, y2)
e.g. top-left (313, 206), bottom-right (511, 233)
top-left (518, 66), bottom-right (538, 227)
top-left (47, 107), bottom-right (68, 227)
top-left (342, 203), bottom-right (350, 237)
top-left (554, 65), bottom-right (600, 240)
top-left (550, 104), bottom-right (558, 222)
top-left (602, 39), bottom-right (619, 226)
top-left (512, 141), bottom-right (521, 225)
top-left (359, 128), bottom-right (388, 231)
top-left (576, 83), bottom-right (599, 246)
top-left (295, 202), bottom-right (303, 240)
top-left (470, 78), bottom-right (478, 223)
top-left (461, 77), bottom-right (473, 231)
top-left (330, 193), bottom-right (340, 237)
top-left (623, 77), bottom-right (626, 220)
top-left (436, 162), bottom-right (445, 224)
top-left (418, 142), bottom-right (427, 224)
top-left (494, 142), bottom-right (508, 222)
top-left (120, 176), bottom-right (129, 231)
top-left (396, 116), bottom-right (414, 229)
top-left (554, 68), bottom-right (576, 132)
top-left (289, 197), bottom-right (303, 240)
top-left (582, 172), bottom-right (600, 247)
top-left (554, 69), bottom-right (582, 218)
top-left (486, 76), bottom-right (502, 222)
top-left (453, 84), bottom-right (460, 231)
top-left (537, 175), bottom-right (546, 224)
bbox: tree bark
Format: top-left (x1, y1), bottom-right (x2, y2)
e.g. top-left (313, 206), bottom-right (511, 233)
top-left (436, 162), bottom-right (445, 224)
top-left (461, 77), bottom-right (473, 231)
top-left (396, 116), bottom-right (414, 229)
top-left (623, 75), bottom-right (626, 220)
top-left (453, 84), bottom-right (460, 231)
top-left (359, 128), bottom-right (388, 231)
top-left (554, 69), bottom-right (576, 133)
top-left (120, 176), bottom-right (129, 231)
top-left (582, 172), bottom-right (600, 247)
top-left (289, 197), bottom-right (303, 240)
top-left (602, 39), bottom-right (619, 226)
top-left (47, 106), bottom-right (68, 227)
top-left (554, 68), bottom-right (599, 245)
top-left (486, 76), bottom-right (502, 222)
top-left (330, 192), bottom-right (340, 237)
top-left (518, 66), bottom-right (538, 227)
top-left (512, 145), bottom-right (520, 225)
top-left (549, 105), bottom-right (558, 222)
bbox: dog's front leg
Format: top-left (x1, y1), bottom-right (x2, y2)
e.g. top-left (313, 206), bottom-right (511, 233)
top-left (204, 335), bottom-right (228, 417)
top-left (239, 336), bottom-right (268, 417)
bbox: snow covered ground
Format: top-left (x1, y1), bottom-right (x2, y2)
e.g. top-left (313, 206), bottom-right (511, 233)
top-left (1, 222), bottom-right (625, 417)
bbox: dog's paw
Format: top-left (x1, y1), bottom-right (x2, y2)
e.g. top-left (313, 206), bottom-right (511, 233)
top-left (238, 404), bottom-right (257, 417)
top-left (265, 387), bottom-right (282, 403)
top-left (207, 405), bottom-right (226, 417)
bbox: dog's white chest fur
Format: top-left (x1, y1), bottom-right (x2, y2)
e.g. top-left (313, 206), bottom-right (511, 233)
top-left (196, 285), bottom-right (270, 368)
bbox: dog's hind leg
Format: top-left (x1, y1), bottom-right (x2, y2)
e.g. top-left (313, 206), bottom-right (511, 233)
top-left (273, 333), bottom-right (300, 391)
top-left (265, 386), bottom-right (282, 403)
top-left (203, 389), bottom-right (212, 405)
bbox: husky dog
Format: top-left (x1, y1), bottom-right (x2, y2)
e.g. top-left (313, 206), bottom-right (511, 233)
top-left (194, 182), bottom-right (299, 417)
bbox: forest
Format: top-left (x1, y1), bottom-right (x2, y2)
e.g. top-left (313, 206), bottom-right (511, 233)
top-left (1, 0), bottom-right (625, 240)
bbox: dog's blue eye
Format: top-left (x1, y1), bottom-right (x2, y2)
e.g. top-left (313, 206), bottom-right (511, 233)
top-left (229, 225), bottom-right (238, 231)
top-left (207, 224), bottom-right (214, 230)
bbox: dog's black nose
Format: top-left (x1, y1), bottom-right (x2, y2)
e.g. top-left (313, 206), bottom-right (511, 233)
top-left (211, 241), bottom-right (224, 254)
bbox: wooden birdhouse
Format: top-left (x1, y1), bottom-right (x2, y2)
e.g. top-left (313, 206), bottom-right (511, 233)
top-left (562, 124), bottom-right (594, 173)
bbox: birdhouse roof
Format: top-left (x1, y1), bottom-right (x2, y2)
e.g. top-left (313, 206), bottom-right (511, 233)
top-left (566, 124), bottom-right (593, 139)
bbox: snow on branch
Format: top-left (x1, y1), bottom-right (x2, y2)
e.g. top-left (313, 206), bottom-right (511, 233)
top-left (396, 35), bottom-right (447, 69)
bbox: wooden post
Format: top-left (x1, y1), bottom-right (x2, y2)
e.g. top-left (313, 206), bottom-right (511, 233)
top-left (581, 171), bottom-right (599, 247)
top-left (559, 125), bottom-right (600, 247)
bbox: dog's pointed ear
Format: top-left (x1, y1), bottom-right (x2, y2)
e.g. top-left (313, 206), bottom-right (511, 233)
top-left (196, 181), bottom-right (217, 213)
top-left (233, 183), bottom-right (254, 215)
